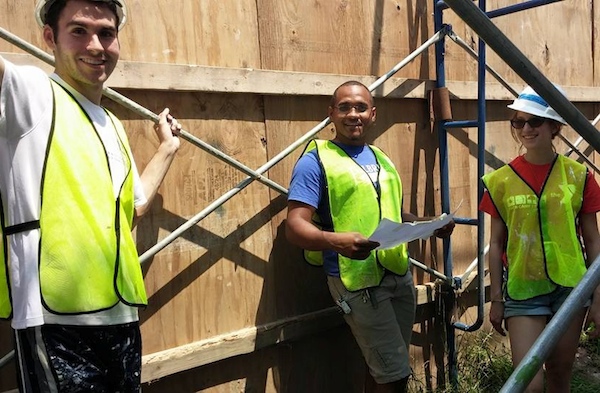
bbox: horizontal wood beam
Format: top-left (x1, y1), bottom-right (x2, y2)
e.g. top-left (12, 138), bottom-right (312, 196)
top-left (141, 307), bottom-right (343, 383)
top-left (5, 52), bottom-right (599, 101)
top-left (141, 282), bottom-right (438, 383)
top-left (3, 52), bottom-right (429, 98)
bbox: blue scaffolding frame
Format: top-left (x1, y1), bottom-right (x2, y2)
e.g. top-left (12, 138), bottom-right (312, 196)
top-left (434, 0), bottom-right (600, 390)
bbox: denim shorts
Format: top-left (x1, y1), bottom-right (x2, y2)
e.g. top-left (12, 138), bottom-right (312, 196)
top-left (504, 286), bottom-right (590, 319)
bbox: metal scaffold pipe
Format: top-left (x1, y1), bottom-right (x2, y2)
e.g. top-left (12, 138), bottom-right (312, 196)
top-left (0, 349), bottom-right (13, 369)
top-left (442, 0), bottom-right (600, 153)
top-left (446, 24), bottom-right (600, 173)
top-left (445, 30), bottom-right (519, 97)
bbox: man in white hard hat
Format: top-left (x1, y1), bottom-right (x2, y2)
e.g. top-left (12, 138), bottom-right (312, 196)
top-left (0, 1), bottom-right (180, 391)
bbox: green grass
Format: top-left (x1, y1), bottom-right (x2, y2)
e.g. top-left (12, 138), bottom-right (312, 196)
top-left (407, 330), bottom-right (512, 393)
top-left (408, 329), bottom-right (600, 393)
top-left (571, 330), bottom-right (600, 393)
top-left (448, 330), bottom-right (512, 393)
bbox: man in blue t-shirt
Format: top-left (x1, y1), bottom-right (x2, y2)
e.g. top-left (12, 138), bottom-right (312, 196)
top-left (286, 81), bottom-right (454, 392)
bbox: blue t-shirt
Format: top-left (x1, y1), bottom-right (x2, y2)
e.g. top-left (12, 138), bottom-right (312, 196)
top-left (288, 142), bottom-right (380, 276)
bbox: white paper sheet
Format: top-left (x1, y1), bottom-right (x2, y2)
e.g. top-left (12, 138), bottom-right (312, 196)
top-left (368, 213), bottom-right (455, 250)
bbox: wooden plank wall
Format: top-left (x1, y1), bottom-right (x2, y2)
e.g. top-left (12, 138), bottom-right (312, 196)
top-left (1, 1), bottom-right (599, 392)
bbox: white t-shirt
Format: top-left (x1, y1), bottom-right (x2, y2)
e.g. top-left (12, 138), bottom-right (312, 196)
top-left (0, 60), bottom-right (147, 329)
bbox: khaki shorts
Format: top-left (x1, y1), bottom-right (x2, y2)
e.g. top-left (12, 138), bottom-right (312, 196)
top-left (327, 271), bottom-right (416, 384)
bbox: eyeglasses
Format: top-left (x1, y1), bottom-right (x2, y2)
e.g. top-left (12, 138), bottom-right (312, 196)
top-left (510, 117), bottom-right (546, 129)
top-left (334, 103), bottom-right (370, 113)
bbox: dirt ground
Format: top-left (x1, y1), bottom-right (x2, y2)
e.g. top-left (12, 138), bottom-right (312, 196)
top-left (573, 343), bottom-right (600, 388)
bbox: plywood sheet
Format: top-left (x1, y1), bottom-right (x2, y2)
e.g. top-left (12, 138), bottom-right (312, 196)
top-left (0, 0), bottom-right (260, 68)
top-left (257, 0), bottom-right (435, 78)
top-left (102, 90), bottom-right (276, 355)
top-left (120, 0), bottom-right (261, 67)
top-left (0, 0), bottom-right (46, 53)
top-left (443, 1), bottom-right (595, 87)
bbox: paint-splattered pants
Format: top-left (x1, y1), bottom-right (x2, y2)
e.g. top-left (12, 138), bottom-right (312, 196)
top-left (15, 322), bottom-right (141, 393)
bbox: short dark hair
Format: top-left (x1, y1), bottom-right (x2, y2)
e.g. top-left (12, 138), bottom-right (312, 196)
top-left (330, 81), bottom-right (374, 107)
top-left (45, 0), bottom-right (121, 36)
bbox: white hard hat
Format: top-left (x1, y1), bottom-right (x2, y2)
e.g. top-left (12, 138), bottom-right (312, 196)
top-left (507, 84), bottom-right (567, 124)
top-left (35, 0), bottom-right (127, 31)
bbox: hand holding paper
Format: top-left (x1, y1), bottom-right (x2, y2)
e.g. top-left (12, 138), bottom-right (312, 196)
top-left (368, 213), bottom-right (455, 250)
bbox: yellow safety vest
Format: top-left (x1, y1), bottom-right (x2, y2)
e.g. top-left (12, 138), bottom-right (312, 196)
top-left (482, 155), bottom-right (587, 300)
top-left (0, 80), bottom-right (147, 318)
top-left (303, 140), bottom-right (409, 291)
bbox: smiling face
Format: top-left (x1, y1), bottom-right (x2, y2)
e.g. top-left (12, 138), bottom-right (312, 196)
top-left (328, 83), bottom-right (376, 146)
top-left (43, 0), bottom-right (120, 103)
top-left (511, 111), bottom-right (561, 153)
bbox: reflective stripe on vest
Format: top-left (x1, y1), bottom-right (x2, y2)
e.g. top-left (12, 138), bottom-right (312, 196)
top-left (37, 80), bottom-right (147, 314)
top-left (482, 155), bottom-right (587, 300)
top-left (303, 140), bottom-right (409, 291)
